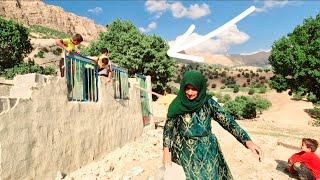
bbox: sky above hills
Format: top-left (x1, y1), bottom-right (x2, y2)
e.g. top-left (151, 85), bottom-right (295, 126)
top-left (44, 0), bottom-right (320, 55)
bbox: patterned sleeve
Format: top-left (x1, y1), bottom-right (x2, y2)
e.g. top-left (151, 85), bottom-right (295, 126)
top-left (163, 117), bottom-right (176, 150)
top-left (208, 98), bottom-right (251, 146)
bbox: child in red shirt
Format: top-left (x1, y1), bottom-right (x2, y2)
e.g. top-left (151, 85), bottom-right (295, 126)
top-left (287, 138), bottom-right (320, 180)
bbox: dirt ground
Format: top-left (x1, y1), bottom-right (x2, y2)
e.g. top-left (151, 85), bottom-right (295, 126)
top-left (62, 91), bottom-right (319, 180)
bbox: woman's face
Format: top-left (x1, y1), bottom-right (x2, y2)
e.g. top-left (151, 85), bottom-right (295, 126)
top-left (185, 84), bottom-right (198, 100)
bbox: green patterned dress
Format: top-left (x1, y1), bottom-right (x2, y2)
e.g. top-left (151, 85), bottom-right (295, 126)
top-left (163, 98), bottom-right (251, 180)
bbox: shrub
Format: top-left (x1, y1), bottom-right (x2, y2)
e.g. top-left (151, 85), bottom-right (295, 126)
top-left (34, 50), bottom-right (45, 58)
top-left (220, 71), bottom-right (227, 77)
top-left (41, 47), bottom-right (49, 53)
top-left (233, 85), bottom-right (240, 93)
top-left (292, 91), bottom-right (303, 101)
top-left (248, 88), bottom-right (255, 95)
top-left (220, 85), bottom-right (226, 89)
top-left (52, 47), bottom-right (63, 56)
top-left (242, 102), bottom-right (256, 119)
top-left (307, 93), bottom-right (319, 104)
top-left (211, 83), bottom-right (217, 89)
top-left (215, 92), bottom-right (223, 99)
top-left (0, 61), bottom-right (56, 79)
top-left (313, 118), bottom-right (320, 127)
top-left (223, 95), bottom-right (270, 119)
top-left (258, 86), bottom-right (267, 93)
top-left (207, 91), bottom-right (215, 97)
top-left (218, 94), bottom-right (231, 104)
top-left (0, 18), bottom-right (32, 71)
top-left (252, 95), bottom-right (272, 112)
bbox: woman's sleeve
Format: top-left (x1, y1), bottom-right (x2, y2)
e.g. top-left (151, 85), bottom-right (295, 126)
top-left (163, 117), bottom-right (176, 150)
top-left (209, 99), bottom-right (251, 146)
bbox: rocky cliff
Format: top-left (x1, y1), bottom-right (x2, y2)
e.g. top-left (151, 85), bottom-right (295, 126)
top-left (0, 0), bottom-right (105, 41)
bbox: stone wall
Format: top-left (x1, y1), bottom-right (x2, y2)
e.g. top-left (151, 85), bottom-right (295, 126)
top-left (0, 74), bottom-right (144, 179)
top-left (0, 0), bottom-right (105, 41)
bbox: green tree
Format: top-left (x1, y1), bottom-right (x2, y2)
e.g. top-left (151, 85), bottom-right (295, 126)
top-left (81, 19), bottom-right (176, 94)
top-left (0, 18), bottom-right (32, 71)
top-left (269, 13), bottom-right (320, 102)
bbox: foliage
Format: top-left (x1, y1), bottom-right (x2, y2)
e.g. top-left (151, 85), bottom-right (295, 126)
top-left (34, 50), bottom-right (45, 58)
top-left (29, 25), bottom-right (69, 39)
top-left (313, 118), bottom-right (320, 126)
top-left (81, 19), bottom-right (175, 94)
top-left (0, 18), bottom-right (32, 71)
top-left (269, 13), bottom-right (320, 102)
top-left (248, 88), bottom-right (255, 95)
top-left (233, 85), bottom-right (240, 93)
top-left (0, 61), bottom-right (56, 79)
top-left (217, 94), bottom-right (231, 104)
top-left (307, 93), bottom-right (319, 104)
top-left (223, 95), bottom-right (271, 119)
top-left (251, 95), bottom-right (272, 112)
top-left (52, 47), bottom-right (63, 56)
top-left (258, 86), bottom-right (267, 93)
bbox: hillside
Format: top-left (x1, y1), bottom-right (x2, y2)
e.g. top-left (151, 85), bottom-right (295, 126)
top-left (185, 50), bottom-right (270, 67)
top-left (0, 0), bottom-right (105, 41)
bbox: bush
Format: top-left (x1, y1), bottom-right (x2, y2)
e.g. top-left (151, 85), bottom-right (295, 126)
top-left (211, 83), bottom-right (216, 89)
top-left (41, 47), bottom-right (49, 53)
top-left (233, 85), bottom-right (240, 93)
top-left (0, 18), bottom-right (32, 71)
top-left (242, 102), bottom-right (256, 119)
top-left (220, 85), bottom-right (226, 89)
top-left (0, 61), bottom-right (56, 79)
top-left (223, 95), bottom-right (271, 119)
top-left (292, 91), bottom-right (303, 101)
top-left (248, 88), bottom-right (255, 95)
top-left (258, 86), bottom-right (267, 93)
top-left (252, 95), bottom-right (272, 112)
top-left (52, 47), bottom-right (63, 56)
top-left (207, 91), bottom-right (215, 97)
top-left (218, 94), bottom-right (232, 104)
top-left (215, 92), bottom-right (223, 99)
top-left (313, 118), bottom-right (320, 127)
top-left (34, 50), bottom-right (45, 58)
top-left (307, 93), bottom-right (319, 104)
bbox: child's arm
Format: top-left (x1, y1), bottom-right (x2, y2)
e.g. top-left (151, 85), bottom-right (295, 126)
top-left (55, 39), bottom-right (71, 53)
top-left (107, 64), bottom-right (112, 82)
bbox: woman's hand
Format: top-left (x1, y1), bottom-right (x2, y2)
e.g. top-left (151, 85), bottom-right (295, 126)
top-left (245, 140), bottom-right (262, 162)
top-left (163, 147), bottom-right (172, 168)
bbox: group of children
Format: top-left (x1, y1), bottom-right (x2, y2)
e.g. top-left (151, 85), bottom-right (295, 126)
top-left (55, 34), bottom-right (112, 82)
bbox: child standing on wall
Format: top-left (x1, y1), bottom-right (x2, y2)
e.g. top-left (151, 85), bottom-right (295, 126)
top-left (55, 34), bottom-right (84, 77)
top-left (287, 138), bottom-right (320, 180)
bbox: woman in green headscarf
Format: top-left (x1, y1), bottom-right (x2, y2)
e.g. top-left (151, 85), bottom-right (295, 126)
top-left (163, 71), bottom-right (262, 180)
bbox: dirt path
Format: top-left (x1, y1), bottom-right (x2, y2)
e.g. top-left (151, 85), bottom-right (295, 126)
top-left (62, 91), bottom-right (319, 180)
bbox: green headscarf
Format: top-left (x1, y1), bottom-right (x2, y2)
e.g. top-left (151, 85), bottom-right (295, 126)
top-left (167, 70), bottom-right (210, 118)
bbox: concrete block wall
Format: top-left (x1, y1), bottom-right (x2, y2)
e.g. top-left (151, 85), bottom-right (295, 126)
top-left (0, 74), bottom-right (144, 179)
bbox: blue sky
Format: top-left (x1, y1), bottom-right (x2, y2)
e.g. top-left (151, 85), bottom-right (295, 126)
top-left (44, 0), bottom-right (320, 55)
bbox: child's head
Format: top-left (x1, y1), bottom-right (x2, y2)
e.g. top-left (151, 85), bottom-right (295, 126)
top-left (101, 57), bottom-right (109, 65)
top-left (99, 55), bottom-right (109, 65)
top-left (71, 34), bottom-right (83, 45)
top-left (301, 138), bottom-right (318, 152)
top-left (101, 48), bottom-right (109, 55)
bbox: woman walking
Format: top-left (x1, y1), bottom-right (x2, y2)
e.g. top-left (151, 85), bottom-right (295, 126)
top-left (163, 71), bottom-right (262, 179)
